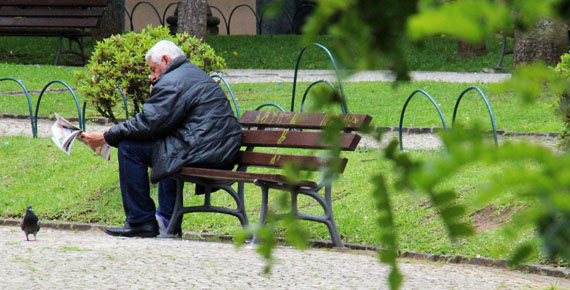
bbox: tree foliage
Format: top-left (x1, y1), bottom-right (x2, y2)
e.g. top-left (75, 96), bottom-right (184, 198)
top-left (242, 1), bottom-right (570, 289)
top-left (302, 0), bottom-right (567, 79)
top-left (555, 54), bottom-right (570, 149)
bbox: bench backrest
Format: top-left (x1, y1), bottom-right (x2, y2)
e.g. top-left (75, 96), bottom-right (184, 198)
top-left (238, 110), bottom-right (372, 174)
top-left (0, 0), bottom-right (108, 29)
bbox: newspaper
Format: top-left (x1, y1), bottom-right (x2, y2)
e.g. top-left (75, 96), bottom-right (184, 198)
top-left (51, 113), bottom-right (111, 161)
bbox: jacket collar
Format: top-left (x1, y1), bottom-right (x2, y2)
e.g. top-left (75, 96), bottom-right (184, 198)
top-left (155, 56), bottom-right (188, 82)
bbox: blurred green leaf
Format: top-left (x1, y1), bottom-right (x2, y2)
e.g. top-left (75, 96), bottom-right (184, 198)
top-left (263, 0), bottom-right (284, 18)
top-left (408, 1), bottom-right (511, 42)
top-left (509, 243), bottom-right (534, 266)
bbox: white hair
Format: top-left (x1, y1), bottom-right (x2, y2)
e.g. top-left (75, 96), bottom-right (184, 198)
top-left (145, 40), bottom-right (184, 64)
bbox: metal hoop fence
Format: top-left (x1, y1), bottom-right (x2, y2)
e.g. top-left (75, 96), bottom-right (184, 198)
top-left (122, 1), bottom-right (316, 35)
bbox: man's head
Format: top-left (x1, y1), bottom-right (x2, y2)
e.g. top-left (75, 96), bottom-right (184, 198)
top-left (145, 40), bottom-right (184, 82)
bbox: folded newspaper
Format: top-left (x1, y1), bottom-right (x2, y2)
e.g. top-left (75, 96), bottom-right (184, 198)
top-left (51, 113), bottom-right (111, 161)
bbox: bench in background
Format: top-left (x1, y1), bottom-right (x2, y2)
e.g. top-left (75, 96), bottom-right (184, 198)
top-left (0, 0), bottom-right (108, 65)
top-left (164, 110), bottom-right (372, 247)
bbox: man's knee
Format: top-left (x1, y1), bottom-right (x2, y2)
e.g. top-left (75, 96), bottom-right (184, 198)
top-left (117, 140), bottom-right (127, 153)
top-left (117, 140), bottom-right (153, 164)
top-left (117, 140), bottom-right (134, 159)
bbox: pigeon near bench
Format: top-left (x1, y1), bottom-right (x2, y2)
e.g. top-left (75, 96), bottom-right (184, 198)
top-left (21, 205), bottom-right (41, 241)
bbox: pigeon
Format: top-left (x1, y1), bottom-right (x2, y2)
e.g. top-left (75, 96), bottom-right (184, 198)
top-left (21, 205), bottom-right (41, 241)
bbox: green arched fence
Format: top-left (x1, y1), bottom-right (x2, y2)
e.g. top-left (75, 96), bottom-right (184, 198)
top-left (255, 103), bottom-right (286, 112)
top-left (291, 43), bottom-right (348, 114)
top-left (35, 80), bottom-right (84, 136)
top-left (398, 86), bottom-right (498, 151)
top-left (1, 78), bottom-right (134, 137)
top-left (0, 78), bottom-right (36, 137)
top-left (453, 86), bottom-right (498, 146)
top-left (212, 74), bottom-right (241, 119)
top-left (399, 89), bottom-right (447, 152)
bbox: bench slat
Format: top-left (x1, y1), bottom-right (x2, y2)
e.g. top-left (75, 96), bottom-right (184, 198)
top-left (0, 0), bottom-right (108, 6)
top-left (0, 17), bottom-right (99, 27)
top-left (0, 8), bottom-right (105, 17)
top-left (239, 151), bottom-right (348, 173)
top-left (240, 110), bottom-right (372, 131)
top-left (178, 167), bottom-right (317, 188)
top-left (0, 27), bottom-right (90, 36)
top-left (242, 130), bottom-right (361, 151)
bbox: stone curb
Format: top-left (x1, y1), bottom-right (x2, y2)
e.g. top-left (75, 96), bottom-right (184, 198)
top-left (0, 113), bottom-right (561, 137)
top-left (398, 252), bottom-right (569, 279)
top-left (375, 126), bottom-right (560, 138)
top-left (0, 113), bottom-right (118, 125)
top-left (1, 218), bottom-right (568, 279)
top-left (0, 87), bottom-right (73, 96)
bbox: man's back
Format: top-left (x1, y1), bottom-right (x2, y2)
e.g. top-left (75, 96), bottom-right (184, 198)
top-left (105, 56), bottom-right (242, 182)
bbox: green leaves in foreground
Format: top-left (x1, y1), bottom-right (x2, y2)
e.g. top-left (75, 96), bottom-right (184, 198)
top-left (371, 173), bottom-right (402, 290)
top-left (370, 125), bottom-right (570, 289)
top-left (406, 124), bottom-right (570, 265)
top-left (372, 137), bottom-right (474, 290)
top-left (408, 0), bottom-right (511, 43)
top-left (234, 112), bottom-right (351, 274)
top-left (234, 191), bottom-right (310, 274)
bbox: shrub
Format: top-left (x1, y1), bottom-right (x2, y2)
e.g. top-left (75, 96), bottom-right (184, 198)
top-left (76, 25), bottom-right (225, 123)
top-left (554, 53), bottom-right (570, 149)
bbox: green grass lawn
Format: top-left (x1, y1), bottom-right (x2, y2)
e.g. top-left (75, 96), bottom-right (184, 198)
top-left (208, 34), bottom-right (512, 72)
top-left (0, 37), bottom-right (92, 66)
top-left (0, 63), bottom-right (83, 89)
top-left (0, 136), bottom-right (546, 264)
top-left (0, 34), bottom-right (512, 72)
top-left (227, 82), bottom-right (561, 133)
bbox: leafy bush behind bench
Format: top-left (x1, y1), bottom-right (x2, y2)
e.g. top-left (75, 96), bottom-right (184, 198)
top-left (75, 25), bottom-right (225, 123)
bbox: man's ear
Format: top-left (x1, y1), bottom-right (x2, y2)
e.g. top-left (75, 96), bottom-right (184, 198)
top-left (162, 55), bottom-right (172, 65)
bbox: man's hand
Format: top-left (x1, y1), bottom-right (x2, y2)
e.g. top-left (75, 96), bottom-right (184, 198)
top-left (80, 132), bottom-right (107, 149)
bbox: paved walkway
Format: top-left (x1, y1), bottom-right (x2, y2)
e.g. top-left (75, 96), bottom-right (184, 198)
top-left (1, 226), bottom-right (569, 289)
top-left (0, 117), bottom-right (560, 150)
top-left (218, 69), bottom-right (511, 83)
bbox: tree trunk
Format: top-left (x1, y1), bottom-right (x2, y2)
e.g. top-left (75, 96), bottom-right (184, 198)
top-left (457, 40), bottom-right (487, 58)
top-left (514, 18), bottom-right (568, 67)
top-left (91, 0), bottom-right (123, 42)
top-left (177, 0), bottom-right (207, 40)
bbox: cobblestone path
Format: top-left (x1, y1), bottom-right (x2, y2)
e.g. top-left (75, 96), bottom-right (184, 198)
top-left (1, 226), bottom-right (569, 289)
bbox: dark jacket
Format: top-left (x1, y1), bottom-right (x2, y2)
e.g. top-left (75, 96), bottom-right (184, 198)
top-left (104, 56), bottom-right (242, 183)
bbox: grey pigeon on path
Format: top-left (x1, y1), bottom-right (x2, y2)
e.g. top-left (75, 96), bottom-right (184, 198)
top-left (21, 205), bottom-right (40, 241)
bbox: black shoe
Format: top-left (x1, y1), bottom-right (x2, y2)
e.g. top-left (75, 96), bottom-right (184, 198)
top-left (104, 220), bottom-right (159, 238)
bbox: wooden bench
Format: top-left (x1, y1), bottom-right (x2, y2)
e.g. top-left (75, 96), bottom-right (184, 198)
top-left (0, 0), bottom-right (109, 65)
top-left (163, 110), bottom-right (372, 247)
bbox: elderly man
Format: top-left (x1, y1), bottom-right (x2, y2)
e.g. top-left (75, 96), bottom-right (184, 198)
top-left (82, 40), bottom-right (242, 238)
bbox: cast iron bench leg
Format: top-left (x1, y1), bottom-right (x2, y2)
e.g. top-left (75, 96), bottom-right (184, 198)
top-left (251, 182), bottom-right (270, 244)
top-left (323, 185), bottom-right (343, 247)
top-left (251, 181), bottom-right (344, 247)
top-left (161, 176), bottom-right (249, 238)
top-left (235, 182), bottom-right (249, 226)
top-left (162, 177), bottom-right (185, 238)
top-left (292, 186), bottom-right (343, 247)
top-left (55, 36), bottom-right (64, 66)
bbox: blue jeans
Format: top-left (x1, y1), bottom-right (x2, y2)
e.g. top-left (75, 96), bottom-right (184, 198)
top-left (117, 140), bottom-right (176, 224)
